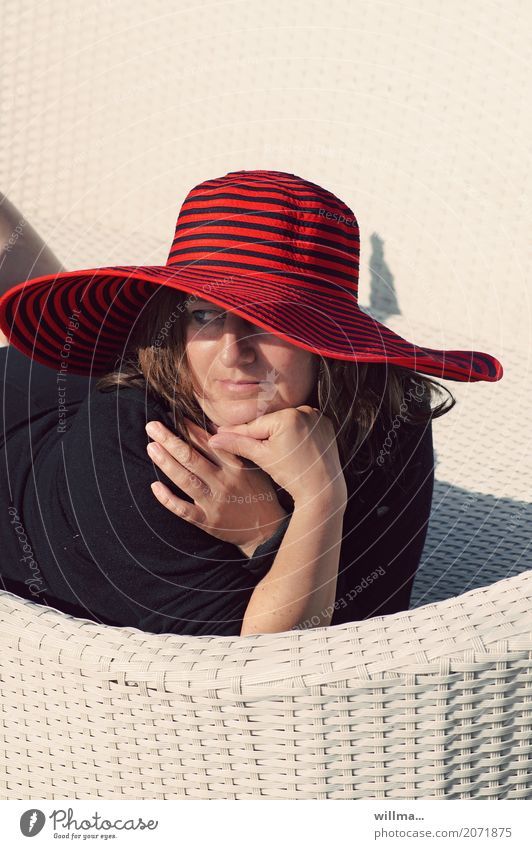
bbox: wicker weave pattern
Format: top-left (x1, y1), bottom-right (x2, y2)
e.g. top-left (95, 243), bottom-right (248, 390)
top-left (1, 566), bottom-right (532, 800)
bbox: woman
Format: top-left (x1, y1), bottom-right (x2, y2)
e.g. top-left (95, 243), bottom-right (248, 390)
top-left (0, 170), bottom-right (503, 636)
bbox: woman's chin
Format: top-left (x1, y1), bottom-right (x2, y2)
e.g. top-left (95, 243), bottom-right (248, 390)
top-left (210, 401), bottom-right (272, 428)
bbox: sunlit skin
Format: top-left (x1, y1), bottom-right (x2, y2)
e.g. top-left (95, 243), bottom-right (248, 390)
top-left (183, 297), bottom-right (320, 432)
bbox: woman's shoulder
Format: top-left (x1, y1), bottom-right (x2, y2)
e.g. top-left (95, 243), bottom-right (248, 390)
top-left (63, 380), bottom-right (175, 455)
top-left (87, 380), bottom-right (171, 420)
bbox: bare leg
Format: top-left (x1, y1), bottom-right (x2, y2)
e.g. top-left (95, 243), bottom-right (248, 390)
top-left (0, 192), bottom-right (66, 344)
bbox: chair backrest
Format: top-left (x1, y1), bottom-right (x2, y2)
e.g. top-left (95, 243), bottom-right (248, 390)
top-left (1, 565), bottom-right (531, 799)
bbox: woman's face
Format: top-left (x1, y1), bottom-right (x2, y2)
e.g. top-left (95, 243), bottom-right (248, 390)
top-left (183, 297), bottom-right (320, 430)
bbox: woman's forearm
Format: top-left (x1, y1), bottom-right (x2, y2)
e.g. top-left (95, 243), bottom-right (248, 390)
top-left (0, 193), bottom-right (65, 345)
top-left (240, 495), bottom-right (347, 636)
top-left (0, 192), bottom-right (65, 296)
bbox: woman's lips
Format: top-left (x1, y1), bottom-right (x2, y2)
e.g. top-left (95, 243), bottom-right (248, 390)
top-left (218, 380), bottom-right (262, 392)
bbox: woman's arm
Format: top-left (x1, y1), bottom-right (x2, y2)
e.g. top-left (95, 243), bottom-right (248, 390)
top-left (0, 192), bottom-right (65, 343)
top-left (240, 491), bottom-right (347, 636)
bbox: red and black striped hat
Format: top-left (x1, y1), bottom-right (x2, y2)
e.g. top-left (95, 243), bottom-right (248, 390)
top-left (0, 169), bottom-right (503, 381)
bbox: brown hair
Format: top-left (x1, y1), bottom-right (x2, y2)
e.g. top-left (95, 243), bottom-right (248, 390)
top-left (95, 286), bottom-right (455, 482)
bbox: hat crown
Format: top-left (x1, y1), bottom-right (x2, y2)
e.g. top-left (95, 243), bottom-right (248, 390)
top-left (165, 169), bottom-right (361, 299)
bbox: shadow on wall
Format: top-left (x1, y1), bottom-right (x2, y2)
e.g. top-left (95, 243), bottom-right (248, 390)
top-left (411, 480), bottom-right (531, 607)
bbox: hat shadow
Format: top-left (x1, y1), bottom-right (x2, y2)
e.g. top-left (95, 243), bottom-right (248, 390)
top-left (411, 479), bottom-right (531, 607)
top-left (364, 232), bottom-right (402, 321)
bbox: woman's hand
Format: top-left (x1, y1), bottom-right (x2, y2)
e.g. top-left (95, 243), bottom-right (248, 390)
top-left (208, 405), bottom-right (348, 507)
top-left (145, 417), bottom-right (289, 557)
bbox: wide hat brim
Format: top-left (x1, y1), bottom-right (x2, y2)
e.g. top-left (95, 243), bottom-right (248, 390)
top-left (0, 264), bottom-right (503, 381)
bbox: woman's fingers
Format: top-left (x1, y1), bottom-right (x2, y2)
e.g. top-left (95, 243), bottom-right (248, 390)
top-left (147, 440), bottom-right (211, 501)
top-left (145, 419), bottom-right (251, 514)
top-left (150, 481), bottom-right (205, 524)
top-left (208, 431), bottom-right (264, 465)
top-left (184, 417), bottom-right (244, 464)
top-left (145, 418), bottom-right (292, 551)
top-left (146, 420), bottom-right (219, 477)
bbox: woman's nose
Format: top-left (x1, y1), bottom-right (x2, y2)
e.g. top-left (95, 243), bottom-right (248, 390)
top-left (218, 316), bottom-right (257, 365)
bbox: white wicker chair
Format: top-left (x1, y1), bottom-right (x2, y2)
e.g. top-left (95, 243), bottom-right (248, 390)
top-left (1, 0), bottom-right (529, 799)
top-left (0, 296), bottom-right (529, 799)
top-left (1, 567), bottom-right (531, 800)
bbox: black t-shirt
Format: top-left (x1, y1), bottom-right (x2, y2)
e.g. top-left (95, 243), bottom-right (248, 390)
top-left (0, 358), bottom-right (435, 636)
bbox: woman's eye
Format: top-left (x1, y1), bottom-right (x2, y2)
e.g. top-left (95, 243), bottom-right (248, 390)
top-left (190, 310), bottom-right (225, 325)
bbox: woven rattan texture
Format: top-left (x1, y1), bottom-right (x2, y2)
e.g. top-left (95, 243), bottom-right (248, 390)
top-left (1, 567), bottom-right (532, 800)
